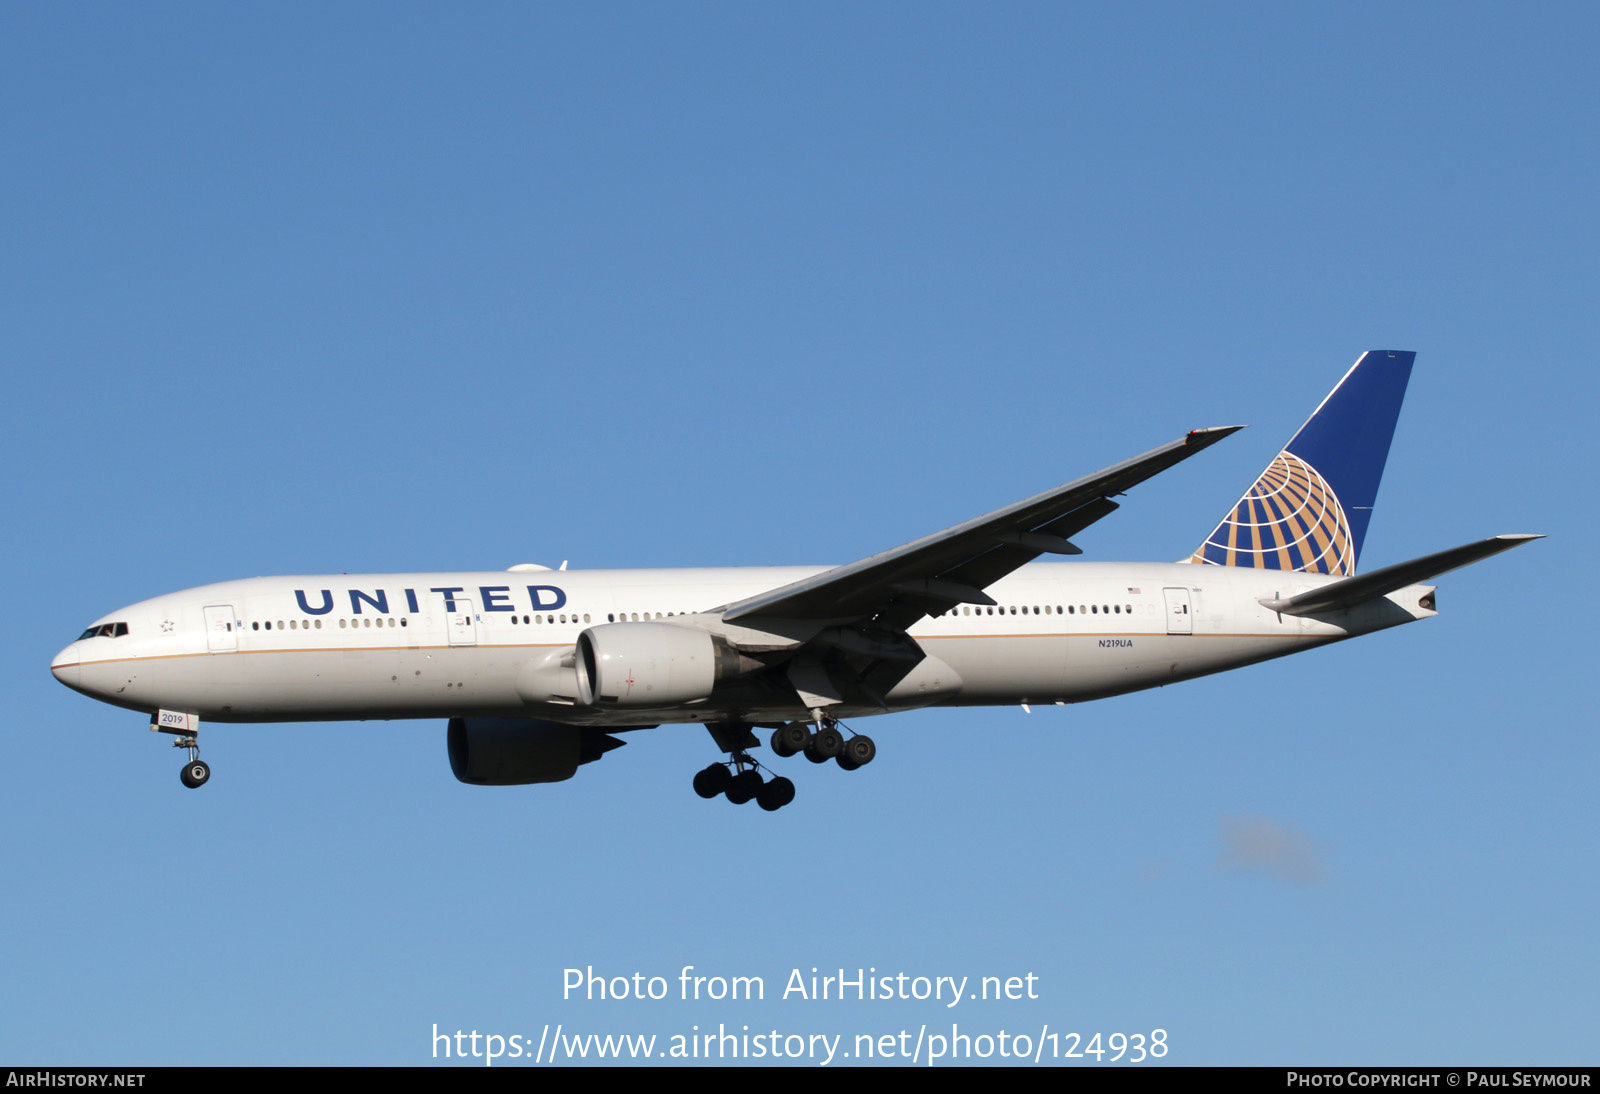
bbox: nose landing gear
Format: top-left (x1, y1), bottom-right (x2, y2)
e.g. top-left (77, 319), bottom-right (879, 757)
top-left (152, 710), bottom-right (210, 789)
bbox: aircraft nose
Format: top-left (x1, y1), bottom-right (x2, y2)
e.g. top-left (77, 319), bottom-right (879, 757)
top-left (51, 645), bottom-right (81, 690)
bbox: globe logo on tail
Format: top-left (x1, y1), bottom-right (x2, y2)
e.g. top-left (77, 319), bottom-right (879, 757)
top-left (1190, 450), bottom-right (1354, 575)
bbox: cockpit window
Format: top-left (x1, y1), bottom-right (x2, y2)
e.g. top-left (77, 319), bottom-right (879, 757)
top-left (77, 622), bottom-right (129, 639)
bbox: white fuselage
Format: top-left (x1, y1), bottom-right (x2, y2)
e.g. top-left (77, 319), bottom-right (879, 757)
top-left (50, 561), bottom-right (1435, 728)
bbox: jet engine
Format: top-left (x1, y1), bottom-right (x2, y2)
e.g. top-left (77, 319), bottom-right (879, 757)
top-left (447, 716), bottom-right (625, 785)
top-left (575, 621), bottom-right (759, 708)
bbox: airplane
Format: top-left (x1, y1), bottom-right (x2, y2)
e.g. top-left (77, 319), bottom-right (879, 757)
top-left (51, 351), bottom-right (1540, 811)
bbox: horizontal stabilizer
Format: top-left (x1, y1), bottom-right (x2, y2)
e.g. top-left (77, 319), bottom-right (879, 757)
top-left (1259, 534), bottom-right (1544, 615)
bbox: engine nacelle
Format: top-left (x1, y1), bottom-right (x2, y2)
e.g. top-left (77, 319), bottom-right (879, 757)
top-left (576, 622), bottom-right (754, 708)
top-left (447, 716), bottom-right (624, 785)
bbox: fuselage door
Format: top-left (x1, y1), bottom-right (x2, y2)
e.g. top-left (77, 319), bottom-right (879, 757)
top-left (448, 598), bottom-right (477, 647)
top-left (1162, 588), bottom-right (1193, 635)
top-left (203, 604), bottom-right (238, 652)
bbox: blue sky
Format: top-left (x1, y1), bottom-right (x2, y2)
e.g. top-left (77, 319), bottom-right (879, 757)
top-left (3, 3), bottom-right (1595, 1066)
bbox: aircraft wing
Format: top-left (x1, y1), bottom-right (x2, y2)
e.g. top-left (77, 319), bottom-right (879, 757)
top-left (723, 426), bottom-right (1242, 632)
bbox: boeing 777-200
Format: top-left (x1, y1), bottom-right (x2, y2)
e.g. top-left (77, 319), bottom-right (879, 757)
top-left (52, 352), bottom-right (1539, 810)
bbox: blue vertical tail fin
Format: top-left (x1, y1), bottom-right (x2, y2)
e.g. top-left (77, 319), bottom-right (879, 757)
top-left (1188, 350), bottom-right (1415, 575)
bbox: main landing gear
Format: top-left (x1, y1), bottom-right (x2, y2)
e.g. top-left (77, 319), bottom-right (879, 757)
top-left (695, 721), bottom-right (796, 811)
top-left (691, 714), bottom-right (876, 811)
top-left (693, 756), bottom-right (796, 812)
top-left (769, 713), bottom-right (876, 772)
